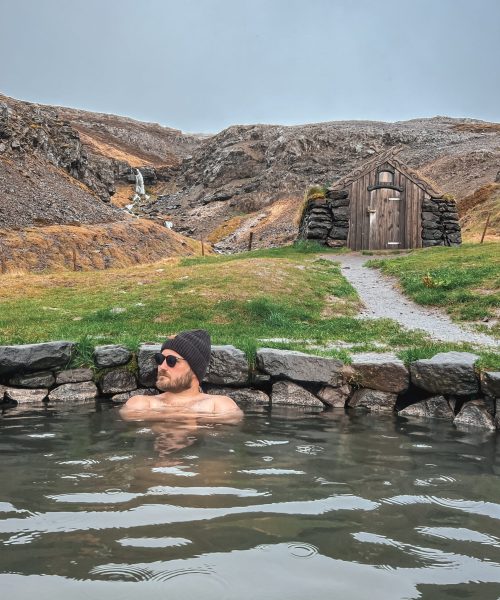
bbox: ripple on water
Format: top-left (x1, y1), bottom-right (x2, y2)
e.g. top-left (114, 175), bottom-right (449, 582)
top-left (287, 542), bottom-right (318, 558)
top-left (117, 537), bottom-right (192, 548)
top-left (417, 527), bottom-right (500, 547)
top-left (245, 440), bottom-right (289, 447)
top-left (238, 468), bottom-right (305, 476)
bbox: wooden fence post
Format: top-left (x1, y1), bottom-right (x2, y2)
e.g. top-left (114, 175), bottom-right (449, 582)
top-left (480, 212), bottom-right (491, 244)
top-left (72, 248), bottom-right (77, 271)
top-left (200, 235), bottom-right (205, 257)
top-left (248, 231), bottom-right (253, 251)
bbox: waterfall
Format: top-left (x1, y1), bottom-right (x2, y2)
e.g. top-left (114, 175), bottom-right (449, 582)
top-left (135, 169), bottom-right (146, 196)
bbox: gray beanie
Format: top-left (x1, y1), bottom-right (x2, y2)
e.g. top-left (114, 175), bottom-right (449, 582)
top-left (161, 329), bottom-right (212, 383)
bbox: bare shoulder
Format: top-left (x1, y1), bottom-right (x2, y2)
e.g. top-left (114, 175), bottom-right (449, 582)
top-left (212, 394), bottom-right (243, 416)
top-left (120, 394), bottom-right (152, 412)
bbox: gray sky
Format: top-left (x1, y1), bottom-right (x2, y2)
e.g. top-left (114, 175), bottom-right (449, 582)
top-left (1, 0), bottom-right (499, 132)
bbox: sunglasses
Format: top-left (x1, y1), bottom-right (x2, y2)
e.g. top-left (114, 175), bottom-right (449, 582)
top-left (154, 353), bottom-right (187, 368)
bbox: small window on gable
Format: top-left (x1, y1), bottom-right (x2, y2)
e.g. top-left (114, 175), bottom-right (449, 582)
top-left (378, 170), bottom-right (393, 184)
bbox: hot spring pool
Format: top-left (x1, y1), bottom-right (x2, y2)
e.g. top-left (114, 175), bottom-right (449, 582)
top-left (1, 404), bottom-right (500, 599)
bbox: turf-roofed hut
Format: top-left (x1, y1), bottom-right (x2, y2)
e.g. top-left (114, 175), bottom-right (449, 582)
top-left (299, 150), bottom-right (462, 250)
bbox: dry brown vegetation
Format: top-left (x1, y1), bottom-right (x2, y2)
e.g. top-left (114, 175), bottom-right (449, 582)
top-left (452, 123), bottom-right (500, 133)
top-left (458, 183), bottom-right (500, 242)
top-left (0, 219), bottom-right (211, 274)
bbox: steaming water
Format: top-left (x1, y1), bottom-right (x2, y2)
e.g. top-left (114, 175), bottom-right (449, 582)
top-left (1, 404), bottom-right (500, 599)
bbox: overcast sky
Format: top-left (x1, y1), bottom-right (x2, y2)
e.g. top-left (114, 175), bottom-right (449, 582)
top-left (1, 0), bottom-right (499, 132)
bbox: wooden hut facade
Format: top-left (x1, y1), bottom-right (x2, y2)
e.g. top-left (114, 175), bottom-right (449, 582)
top-left (300, 151), bottom-right (462, 250)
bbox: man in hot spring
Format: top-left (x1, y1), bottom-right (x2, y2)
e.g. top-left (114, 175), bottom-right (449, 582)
top-left (120, 329), bottom-right (242, 421)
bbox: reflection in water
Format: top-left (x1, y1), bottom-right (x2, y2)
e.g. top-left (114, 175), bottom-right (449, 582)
top-left (1, 405), bottom-right (500, 599)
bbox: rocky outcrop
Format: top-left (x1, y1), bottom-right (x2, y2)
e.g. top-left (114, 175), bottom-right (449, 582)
top-left (93, 345), bottom-right (133, 368)
top-left (398, 395), bottom-right (454, 420)
top-left (410, 352), bottom-right (479, 395)
top-left (351, 353), bottom-right (409, 393)
top-left (348, 388), bottom-right (398, 412)
top-left (0, 341), bottom-right (76, 376)
top-left (256, 348), bottom-right (343, 385)
top-left (0, 343), bottom-right (498, 432)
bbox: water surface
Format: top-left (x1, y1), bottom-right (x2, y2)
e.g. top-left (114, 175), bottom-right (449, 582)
top-left (1, 404), bottom-right (500, 599)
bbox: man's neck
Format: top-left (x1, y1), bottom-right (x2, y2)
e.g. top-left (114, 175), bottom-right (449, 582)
top-left (158, 385), bottom-right (203, 405)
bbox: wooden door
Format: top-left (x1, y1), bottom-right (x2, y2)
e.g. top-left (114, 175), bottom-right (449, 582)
top-left (368, 188), bottom-right (402, 250)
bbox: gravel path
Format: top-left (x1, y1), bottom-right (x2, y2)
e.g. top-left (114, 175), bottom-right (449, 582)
top-left (324, 253), bottom-right (499, 349)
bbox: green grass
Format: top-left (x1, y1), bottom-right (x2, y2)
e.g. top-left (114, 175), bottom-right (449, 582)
top-left (0, 243), bottom-right (498, 370)
top-left (369, 243), bottom-right (500, 338)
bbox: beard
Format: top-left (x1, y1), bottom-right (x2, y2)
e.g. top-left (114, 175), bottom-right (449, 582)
top-left (156, 369), bottom-right (194, 393)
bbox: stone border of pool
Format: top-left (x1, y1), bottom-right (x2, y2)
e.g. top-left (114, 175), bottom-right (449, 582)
top-left (0, 341), bottom-right (499, 431)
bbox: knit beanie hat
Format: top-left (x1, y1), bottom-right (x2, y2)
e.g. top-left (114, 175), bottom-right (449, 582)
top-left (161, 329), bottom-right (212, 383)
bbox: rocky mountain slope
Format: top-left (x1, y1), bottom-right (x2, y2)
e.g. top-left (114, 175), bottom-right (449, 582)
top-left (1, 92), bottom-right (498, 270)
top-left (148, 118), bottom-right (500, 250)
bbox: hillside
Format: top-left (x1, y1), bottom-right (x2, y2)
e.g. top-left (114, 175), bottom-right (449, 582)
top-left (1, 93), bottom-right (499, 268)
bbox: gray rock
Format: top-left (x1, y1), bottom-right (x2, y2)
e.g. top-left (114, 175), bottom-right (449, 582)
top-left (93, 345), bottom-right (132, 368)
top-left (422, 228), bottom-right (444, 240)
top-left (0, 384), bottom-right (6, 402)
top-left (352, 353), bottom-right (409, 393)
top-left (256, 348), bottom-right (343, 385)
top-left (48, 381), bottom-right (98, 403)
top-left (5, 387), bottom-right (48, 404)
top-left (326, 190), bottom-right (348, 200)
top-left (8, 371), bottom-right (55, 388)
top-left (138, 343), bottom-right (162, 387)
top-left (112, 388), bottom-right (158, 403)
top-left (398, 395), bottom-right (454, 419)
top-left (0, 341), bottom-right (76, 376)
top-left (410, 352), bottom-right (479, 395)
top-left (317, 384), bottom-right (351, 407)
top-left (329, 226), bottom-right (348, 240)
top-left (205, 345), bottom-right (249, 386)
top-left (480, 371), bottom-right (500, 398)
top-left (422, 211), bottom-right (440, 222)
top-left (454, 400), bottom-right (496, 431)
top-left (348, 388), bottom-right (397, 412)
top-left (271, 381), bottom-right (324, 407)
top-left (328, 197), bottom-right (350, 208)
top-left (204, 385), bottom-right (270, 405)
top-left (99, 369), bottom-right (137, 395)
top-left (56, 368), bottom-right (94, 384)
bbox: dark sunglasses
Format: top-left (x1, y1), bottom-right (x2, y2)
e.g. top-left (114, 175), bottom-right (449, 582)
top-left (154, 353), bottom-right (187, 368)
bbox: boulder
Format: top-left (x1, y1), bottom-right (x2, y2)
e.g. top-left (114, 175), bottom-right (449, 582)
top-left (205, 345), bottom-right (249, 386)
top-left (348, 388), bottom-right (397, 412)
top-left (99, 369), bottom-right (137, 395)
top-left (112, 388), bottom-right (158, 403)
top-left (138, 343), bottom-right (162, 387)
top-left (56, 368), bottom-right (94, 384)
top-left (48, 381), bottom-right (98, 403)
top-left (204, 384), bottom-right (270, 405)
top-left (256, 348), bottom-right (343, 385)
top-left (93, 345), bottom-right (132, 368)
top-left (410, 352), bottom-right (479, 395)
top-left (317, 384), bottom-right (351, 407)
top-left (0, 341), bottom-right (76, 376)
top-left (8, 371), bottom-right (55, 389)
top-left (351, 353), bottom-right (409, 393)
top-left (454, 400), bottom-right (496, 431)
top-left (5, 387), bottom-right (48, 404)
top-left (480, 371), bottom-right (500, 398)
top-left (271, 381), bottom-right (324, 407)
top-left (398, 395), bottom-right (454, 419)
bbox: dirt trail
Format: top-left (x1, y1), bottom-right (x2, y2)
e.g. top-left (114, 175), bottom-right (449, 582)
top-left (324, 253), bottom-right (499, 349)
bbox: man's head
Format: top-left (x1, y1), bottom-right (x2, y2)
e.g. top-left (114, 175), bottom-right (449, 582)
top-left (156, 329), bottom-right (211, 393)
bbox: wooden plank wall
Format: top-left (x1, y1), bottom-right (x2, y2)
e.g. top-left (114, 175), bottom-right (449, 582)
top-left (348, 166), bottom-right (425, 250)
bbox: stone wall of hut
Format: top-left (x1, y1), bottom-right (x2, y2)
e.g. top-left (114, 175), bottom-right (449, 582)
top-left (300, 189), bottom-right (462, 248)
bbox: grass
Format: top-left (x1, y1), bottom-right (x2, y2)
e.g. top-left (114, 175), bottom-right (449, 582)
top-left (0, 242), bottom-right (498, 370)
top-left (368, 243), bottom-right (500, 338)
